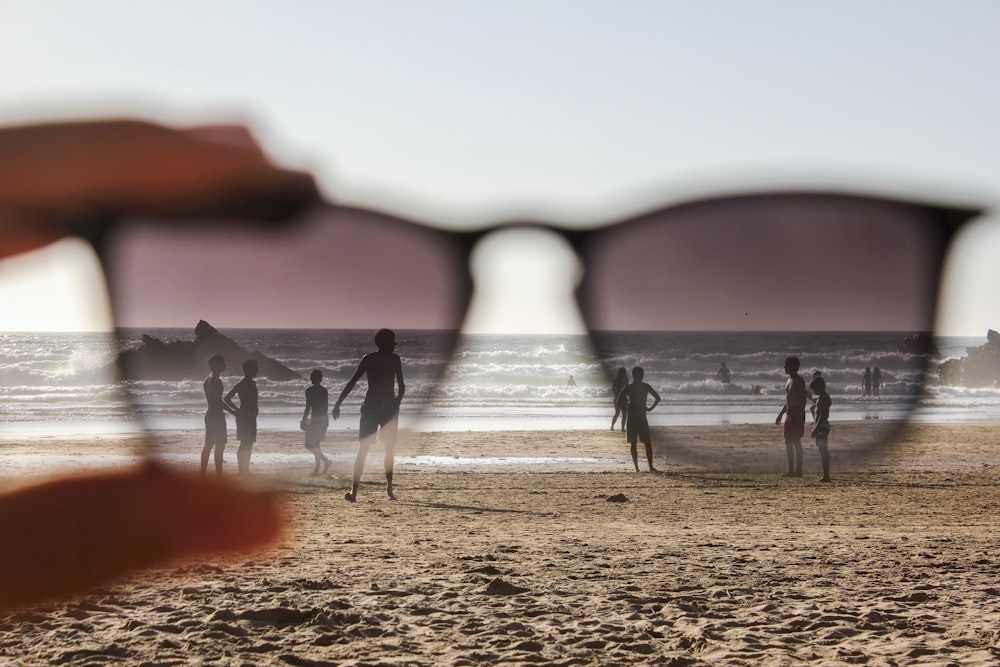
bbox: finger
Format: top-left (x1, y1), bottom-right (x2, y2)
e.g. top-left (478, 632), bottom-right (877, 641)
top-left (182, 124), bottom-right (263, 150)
top-left (0, 215), bottom-right (66, 258)
top-left (0, 120), bottom-right (318, 232)
top-left (0, 462), bottom-right (284, 610)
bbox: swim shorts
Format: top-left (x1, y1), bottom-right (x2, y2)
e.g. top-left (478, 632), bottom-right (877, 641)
top-left (204, 411), bottom-right (227, 445)
top-left (304, 416), bottom-right (329, 447)
top-left (626, 414), bottom-right (651, 445)
top-left (784, 411), bottom-right (806, 440)
top-left (236, 413), bottom-right (257, 443)
top-left (359, 400), bottom-right (399, 442)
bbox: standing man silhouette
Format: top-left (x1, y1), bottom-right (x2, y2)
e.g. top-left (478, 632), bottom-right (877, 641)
top-left (202, 355), bottom-right (236, 477)
top-left (775, 356), bottom-right (807, 477)
top-left (225, 359), bottom-right (260, 476)
top-left (620, 366), bottom-right (661, 473)
top-left (333, 329), bottom-right (405, 502)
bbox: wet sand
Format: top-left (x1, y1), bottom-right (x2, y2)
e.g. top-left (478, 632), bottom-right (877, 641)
top-left (1, 422), bottom-right (998, 665)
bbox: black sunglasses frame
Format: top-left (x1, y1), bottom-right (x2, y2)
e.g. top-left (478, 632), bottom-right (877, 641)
top-left (83, 187), bottom-right (982, 393)
top-left (56, 187), bottom-right (983, 470)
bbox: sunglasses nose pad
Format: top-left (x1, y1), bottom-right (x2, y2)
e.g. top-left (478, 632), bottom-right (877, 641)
top-left (422, 227), bottom-right (611, 432)
top-left (464, 227), bottom-right (586, 334)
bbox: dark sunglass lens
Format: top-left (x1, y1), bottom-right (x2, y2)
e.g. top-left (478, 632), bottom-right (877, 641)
top-left (580, 195), bottom-right (951, 469)
top-left (100, 207), bottom-right (470, 475)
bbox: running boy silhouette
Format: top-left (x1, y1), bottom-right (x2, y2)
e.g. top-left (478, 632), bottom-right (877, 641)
top-left (333, 329), bottom-right (405, 501)
top-left (224, 359), bottom-right (259, 476)
top-left (620, 366), bottom-right (661, 472)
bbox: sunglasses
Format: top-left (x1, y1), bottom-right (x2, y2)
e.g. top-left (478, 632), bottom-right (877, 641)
top-left (30, 188), bottom-right (965, 474)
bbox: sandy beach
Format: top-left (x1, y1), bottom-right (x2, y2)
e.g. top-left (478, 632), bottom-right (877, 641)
top-left (1, 422), bottom-right (998, 665)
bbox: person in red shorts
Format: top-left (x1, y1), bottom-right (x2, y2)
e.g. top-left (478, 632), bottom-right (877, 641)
top-left (775, 356), bottom-right (807, 477)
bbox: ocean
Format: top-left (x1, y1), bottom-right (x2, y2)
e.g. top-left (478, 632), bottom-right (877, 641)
top-left (1, 329), bottom-right (998, 438)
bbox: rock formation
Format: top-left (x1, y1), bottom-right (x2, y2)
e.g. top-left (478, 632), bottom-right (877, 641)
top-left (938, 329), bottom-right (1000, 387)
top-left (898, 331), bottom-right (940, 357)
top-left (118, 320), bottom-right (302, 381)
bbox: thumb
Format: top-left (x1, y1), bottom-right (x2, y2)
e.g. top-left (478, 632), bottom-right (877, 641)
top-left (0, 462), bottom-right (284, 610)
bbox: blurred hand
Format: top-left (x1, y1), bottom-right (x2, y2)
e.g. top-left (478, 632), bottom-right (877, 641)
top-left (0, 119), bottom-right (317, 258)
top-left (0, 119), bottom-right (317, 610)
top-left (0, 463), bottom-right (284, 610)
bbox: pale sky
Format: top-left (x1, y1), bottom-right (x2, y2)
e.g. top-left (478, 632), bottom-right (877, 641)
top-left (1, 1), bottom-right (999, 335)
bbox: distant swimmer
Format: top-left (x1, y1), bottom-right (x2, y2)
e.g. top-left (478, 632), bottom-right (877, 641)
top-left (567, 374), bottom-right (576, 386)
top-left (751, 384), bottom-right (763, 395)
top-left (862, 366), bottom-right (873, 397)
top-left (716, 361), bottom-right (732, 384)
top-left (872, 367), bottom-right (883, 398)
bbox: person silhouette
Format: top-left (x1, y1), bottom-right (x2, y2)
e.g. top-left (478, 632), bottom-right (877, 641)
top-left (301, 369), bottom-right (333, 476)
top-left (862, 366), bottom-right (873, 397)
top-left (716, 361), bottom-right (732, 384)
top-left (809, 370), bottom-right (823, 420)
top-left (610, 367), bottom-right (629, 432)
top-left (202, 355), bottom-right (236, 477)
top-left (333, 329), bottom-right (405, 502)
top-left (775, 356), bottom-right (806, 477)
top-left (225, 359), bottom-right (260, 476)
top-left (872, 367), bottom-right (883, 398)
top-left (619, 366), bottom-right (661, 472)
top-left (809, 375), bottom-right (832, 482)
